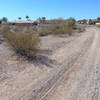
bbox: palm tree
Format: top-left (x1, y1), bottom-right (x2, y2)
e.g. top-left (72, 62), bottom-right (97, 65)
top-left (26, 16), bottom-right (29, 21)
top-left (18, 17), bottom-right (22, 20)
top-left (37, 17), bottom-right (42, 23)
top-left (42, 17), bottom-right (46, 23)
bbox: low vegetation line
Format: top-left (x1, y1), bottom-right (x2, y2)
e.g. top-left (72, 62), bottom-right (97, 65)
top-left (0, 18), bottom-right (85, 59)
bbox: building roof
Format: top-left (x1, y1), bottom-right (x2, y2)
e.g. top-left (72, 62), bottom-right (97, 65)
top-left (44, 20), bottom-right (67, 24)
top-left (10, 21), bottom-right (35, 24)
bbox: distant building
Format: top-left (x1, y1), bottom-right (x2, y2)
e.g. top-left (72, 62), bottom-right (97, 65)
top-left (96, 23), bottom-right (100, 25)
top-left (9, 19), bottom-right (67, 26)
top-left (43, 20), bottom-right (67, 24)
top-left (9, 21), bottom-right (37, 26)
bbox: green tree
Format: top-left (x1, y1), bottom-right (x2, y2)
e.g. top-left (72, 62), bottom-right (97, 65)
top-left (78, 19), bottom-right (87, 24)
top-left (37, 17), bottom-right (41, 22)
top-left (2, 17), bottom-right (8, 23)
top-left (26, 16), bottom-right (29, 21)
top-left (37, 17), bottom-right (41, 21)
top-left (82, 19), bottom-right (87, 24)
top-left (18, 17), bottom-right (22, 20)
top-left (42, 17), bottom-right (46, 23)
top-left (33, 21), bottom-right (38, 25)
top-left (89, 19), bottom-right (95, 25)
top-left (97, 17), bottom-right (100, 20)
top-left (67, 18), bottom-right (76, 27)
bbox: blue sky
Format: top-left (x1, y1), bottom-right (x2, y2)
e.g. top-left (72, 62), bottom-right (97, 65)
top-left (0, 0), bottom-right (100, 21)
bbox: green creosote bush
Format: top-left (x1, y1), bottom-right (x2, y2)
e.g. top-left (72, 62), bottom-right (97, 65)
top-left (38, 27), bottom-right (50, 36)
top-left (13, 25), bottom-right (23, 32)
top-left (96, 24), bottom-right (100, 28)
top-left (5, 32), bottom-right (40, 58)
top-left (50, 24), bottom-right (61, 31)
top-left (53, 26), bottom-right (73, 35)
top-left (2, 26), bottom-right (11, 33)
top-left (54, 28), bottom-right (73, 35)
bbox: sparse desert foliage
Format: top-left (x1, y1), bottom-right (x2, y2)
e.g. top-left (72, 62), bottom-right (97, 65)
top-left (38, 27), bottom-right (50, 36)
top-left (5, 33), bottom-right (40, 58)
top-left (67, 18), bottom-right (76, 27)
top-left (53, 26), bottom-right (73, 35)
top-left (3, 26), bottom-right (40, 58)
top-left (96, 24), bottom-right (100, 28)
top-left (1, 17), bottom-right (84, 57)
top-left (52, 19), bottom-right (76, 35)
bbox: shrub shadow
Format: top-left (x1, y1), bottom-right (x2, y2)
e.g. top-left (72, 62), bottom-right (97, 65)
top-left (32, 55), bottom-right (56, 68)
top-left (16, 49), bottom-right (57, 68)
top-left (0, 34), bottom-right (4, 44)
top-left (0, 39), bottom-right (3, 44)
top-left (38, 49), bottom-right (53, 55)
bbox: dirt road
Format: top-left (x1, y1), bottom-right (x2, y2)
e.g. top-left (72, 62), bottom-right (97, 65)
top-left (42, 27), bottom-right (100, 100)
top-left (0, 27), bottom-right (99, 100)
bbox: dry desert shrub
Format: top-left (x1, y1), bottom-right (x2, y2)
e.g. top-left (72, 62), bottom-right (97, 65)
top-left (5, 32), bottom-right (40, 58)
top-left (53, 26), bottom-right (73, 35)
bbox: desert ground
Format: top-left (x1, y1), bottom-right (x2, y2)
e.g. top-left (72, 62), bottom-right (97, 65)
top-left (0, 26), bottom-right (100, 100)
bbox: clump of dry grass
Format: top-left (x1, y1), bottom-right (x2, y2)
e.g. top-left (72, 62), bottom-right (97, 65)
top-left (3, 26), bottom-right (40, 58)
top-left (2, 26), bottom-right (11, 33)
top-left (38, 27), bottom-right (50, 36)
top-left (96, 24), bottom-right (100, 28)
top-left (53, 27), bottom-right (73, 35)
top-left (5, 33), bottom-right (40, 58)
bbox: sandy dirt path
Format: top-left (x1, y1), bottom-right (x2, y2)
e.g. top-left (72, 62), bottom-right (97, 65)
top-left (42, 27), bottom-right (100, 100)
